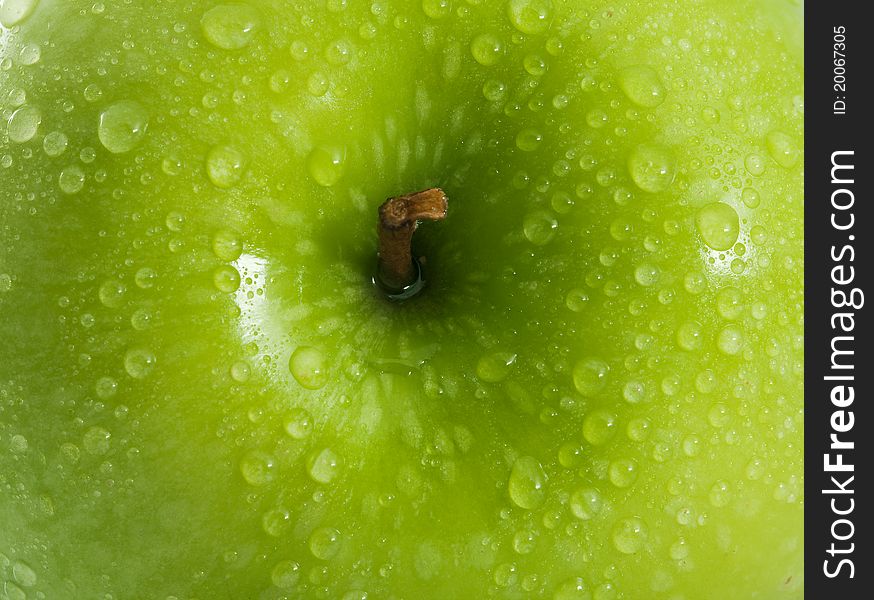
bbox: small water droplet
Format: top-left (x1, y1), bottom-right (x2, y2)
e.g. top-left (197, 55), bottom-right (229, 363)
top-left (421, 0), bottom-right (450, 19)
top-left (612, 517), bottom-right (648, 554)
top-left (628, 144), bottom-right (675, 193)
top-left (523, 210), bottom-right (557, 245)
top-left (206, 144), bottom-right (246, 188)
top-left (284, 408), bottom-right (313, 439)
top-left (508, 456), bottom-right (548, 509)
top-left (240, 450), bottom-right (275, 485)
top-left (633, 263), bottom-right (660, 287)
top-left (83, 426), bottom-right (111, 455)
top-left (608, 458), bottom-right (638, 488)
top-left (98, 101), bottom-right (149, 153)
top-left (553, 577), bottom-right (588, 600)
top-left (765, 130), bottom-right (799, 169)
top-left (507, 0), bottom-right (553, 35)
top-left (325, 39), bottom-right (353, 65)
top-left (569, 487), bottom-right (604, 520)
top-left (213, 265), bottom-right (241, 292)
top-left (476, 351), bottom-right (516, 383)
top-left (201, 3), bottom-right (260, 50)
top-left (271, 560), bottom-right (301, 588)
top-left (309, 527), bottom-right (342, 559)
top-left (582, 410), bottom-right (616, 446)
top-left (695, 202), bottom-right (739, 250)
top-left (262, 507), bottom-right (291, 537)
top-left (134, 267), bottom-right (157, 289)
top-left (289, 346), bottom-right (328, 390)
top-left (98, 279), bottom-right (126, 308)
top-left (572, 357), bottom-right (609, 396)
top-left (124, 347), bottom-right (156, 379)
top-left (42, 131), bottom-right (68, 156)
top-left (7, 105), bottom-right (41, 143)
top-left (717, 326), bottom-right (743, 355)
top-left (307, 447), bottom-right (340, 483)
top-left (618, 65), bottom-right (665, 108)
top-left (470, 33), bottom-right (504, 66)
top-left (230, 360), bottom-right (251, 382)
top-left (307, 145), bottom-right (346, 187)
top-left (83, 83), bottom-right (103, 103)
top-left (515, 128), bottom-right (543, 151)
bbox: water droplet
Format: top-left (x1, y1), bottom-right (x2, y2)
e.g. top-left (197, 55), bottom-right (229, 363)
top-left (11, 560), bottom-right (37, 587)
top-left (289, 346), bottom-right (328, 390)
top-left (470, 33), bottom-right (504, 66)
top-left (206, 144), bottom-right (246, 188)
top-left (550, 191), bottom-right (574, 214)
top-left (130, 308), bottom-right (153, 331)
top-left (523, 210), bottom-right (557, 245)
top-left (741, 187), bottom-right (761, 208)
top-left (717, 326), bottom-right (743, 355)
top-left (213, 265), bottom-right (241, 292)
top-left (42, 131), bottom-right (68, 156)
top-left (516, 128), bottom-right (543, 151)
top-left (744, 154), bottom-right (765, 176)
top-left (618, 65), bottom-right (665, 108)
top-left (325, 39), bottom-right (353, 65)
top-left (240, 450), bottom-right (275, 485)
top-left (523, 53), bottom-right (548, 76)
top-left (3, 580), bottom-right (26, 600)
top-left (633, 263), bottom-right (660, 286)
top-left (765, 130), bottom-right (799, 169)
top-left (421, 0), bottom-right (450, 19)
top-left (513, 529), bottom-right (537, 554)
top-left (124, 347), bottom-right (156, 379)
top-left (0, 0), bottom-right (37, 26)
top-left (482, 79), bottom-right (507, 102)
top-left (309, 527), bottom-right (342, 559)
top-left (271, 560), bottom-right (301, 588)
top-left (10, 434), bottom-right (28, 453)
top-left (262, 507), bottom-right (291, 537)
top-left (508, 456), bottom-right (548, 509)
top-left (695, 202), bottom-right (739, 251)
top-left (230, 360), bottom-right (251, 382)
top-left (582, 410), bottom-right (616, 446)
top-left (572, 357), bottom-right (609, 396)
top-left (709, 480), bottom-right (731, 507)
top-left (716, 287), bottom-right (743, 319)
top-left (612, 517), bottom-right (648, 554)
top-left (95, 376), bottom-right (118, 399)
top-left (83, 426), bottom-right (111, 455)
top-left (507, 0), bottom-right (553, 35)
top-left (7, 105), bottom-right (41, 143)
top-left (98, 279), bottom-right (126, 308)
top-left (83, 83), bottom-right (103, 103)
top-left (628, 144), bottom-right (675, 193)
top-left (553, 577), bottom-right (588, 600)
top-left (676, 321), bottom-right (703, 351)
top-left (307, 145), bottom-right (345, 187)
top-left (212, 229), bottom-right (243, 261)
top-left (0, 273), bottom-right (12, 292)
top-left (565, 288), bottom-right (589, 312)
top-left (307, 447), bottom-right (340, 483)
top-left (134, 267), bottom-right (157, 289)
top-left (608, 458), bottom-right (638, 488)
top-left (476, 351), bottom-right (516, 383)
top-left (623, 380), bottom-right (646, 404)
top-left (284, 408), bottom-right (313, 439)
top-left (569, 488), bottom-right (604, 521)
top-left (201, 3), bottom-right (260, 50)
top-left (98, 101), bottom-right (148, 153)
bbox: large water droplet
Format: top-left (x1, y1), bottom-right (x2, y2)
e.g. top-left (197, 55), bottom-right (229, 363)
top-left (289, 346), bottom-right (328, 390)
top-left (307, 145), bottom-right (345, 187)
top-left (271, 560), bottom-right (301, 589)
top-left (618, 65), bottom-right (666, 108)
top-left (717, 326), bottom-right (743, 355)
top-left (206, 145), bottom-right (246, 188)
top-left (569, 488), bottom-right (604, 520)
top-left (0, 0), bottom-right (40, 28)
top-left (628, 144), bottom-right (675, 193)
top-left (124, 347), bottom-right (156, 379)
top-left (612, 517), bottom-right (648, 554)
top-left (507, 0), bottom-right (553, 35)
top-left (11, 560), bottom-right (37, 587)
top-left (523, 210), bottom-right (557, 245)
top-left (58, 165), bottom-right (85, 194)
top-left (572, 357), bottom-right (609, 396)
top-left (470, 33), bottom-right (504, 66)
top-left (765, 130), bottom-right (799, 169)
top-left (307, 447), bottom-right (340, 483)
top-left (42, 131), bottom-right (68, 156)
top-left (608, 458), bottom-right (638, 488)
top-left (212, 229), bottom-right (243, 261)
top-left (508, 456), bottom-right (548, 509)
top-left (262, 507), bottom-right (291, 537)
top-left (240, 450), bottom-right (275, 485)
top-left (515, 128), bottom-right (543, 152)
top-left (582, 410), bottom-right (616, 446)
top-left (98, 279), bottom-right (127, 308)
top-left (98, 101), bottom-right (149, 153)
top-left (553, 577), bottom-right (588, 600)
top-left (284, 408), bottom-right (313, 439)
top-left (201, 3), bottom-right (260, 50)
top-left (695, 202), bottom-right (739, 250)
top-left (476, 352), bottom-right (516, 383)
top-left (309, 527), bottom-right (342, 559)
top-left (213, 265), bottom-right (241, 292)
top-left (7, 105), bottom-right (41, 143)
top-left (83, 426), bottom-right (111, 455)
top-left (422, 0), bottom-right (450, 19)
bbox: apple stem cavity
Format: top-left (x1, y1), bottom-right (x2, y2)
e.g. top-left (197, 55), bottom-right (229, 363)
top-left (376, 188), bottom-right (447, 300)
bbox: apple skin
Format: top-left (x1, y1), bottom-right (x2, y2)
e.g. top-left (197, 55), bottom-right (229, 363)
top-left (0, 1), bottom-right (802, 599)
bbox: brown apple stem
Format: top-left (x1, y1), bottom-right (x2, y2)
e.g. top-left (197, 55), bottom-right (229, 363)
top-left (377, 188), bottom-right (447, 294)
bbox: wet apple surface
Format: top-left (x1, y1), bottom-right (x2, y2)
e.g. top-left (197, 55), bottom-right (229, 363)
top-left (1, 0), bottom-right (802, 598)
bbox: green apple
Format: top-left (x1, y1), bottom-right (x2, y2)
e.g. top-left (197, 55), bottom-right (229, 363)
top-left (0, 0), bottom-right (803, 598)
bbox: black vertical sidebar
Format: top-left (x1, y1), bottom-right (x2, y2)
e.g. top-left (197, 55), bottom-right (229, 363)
top-left (805, 1), bottom-right (870, 597)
